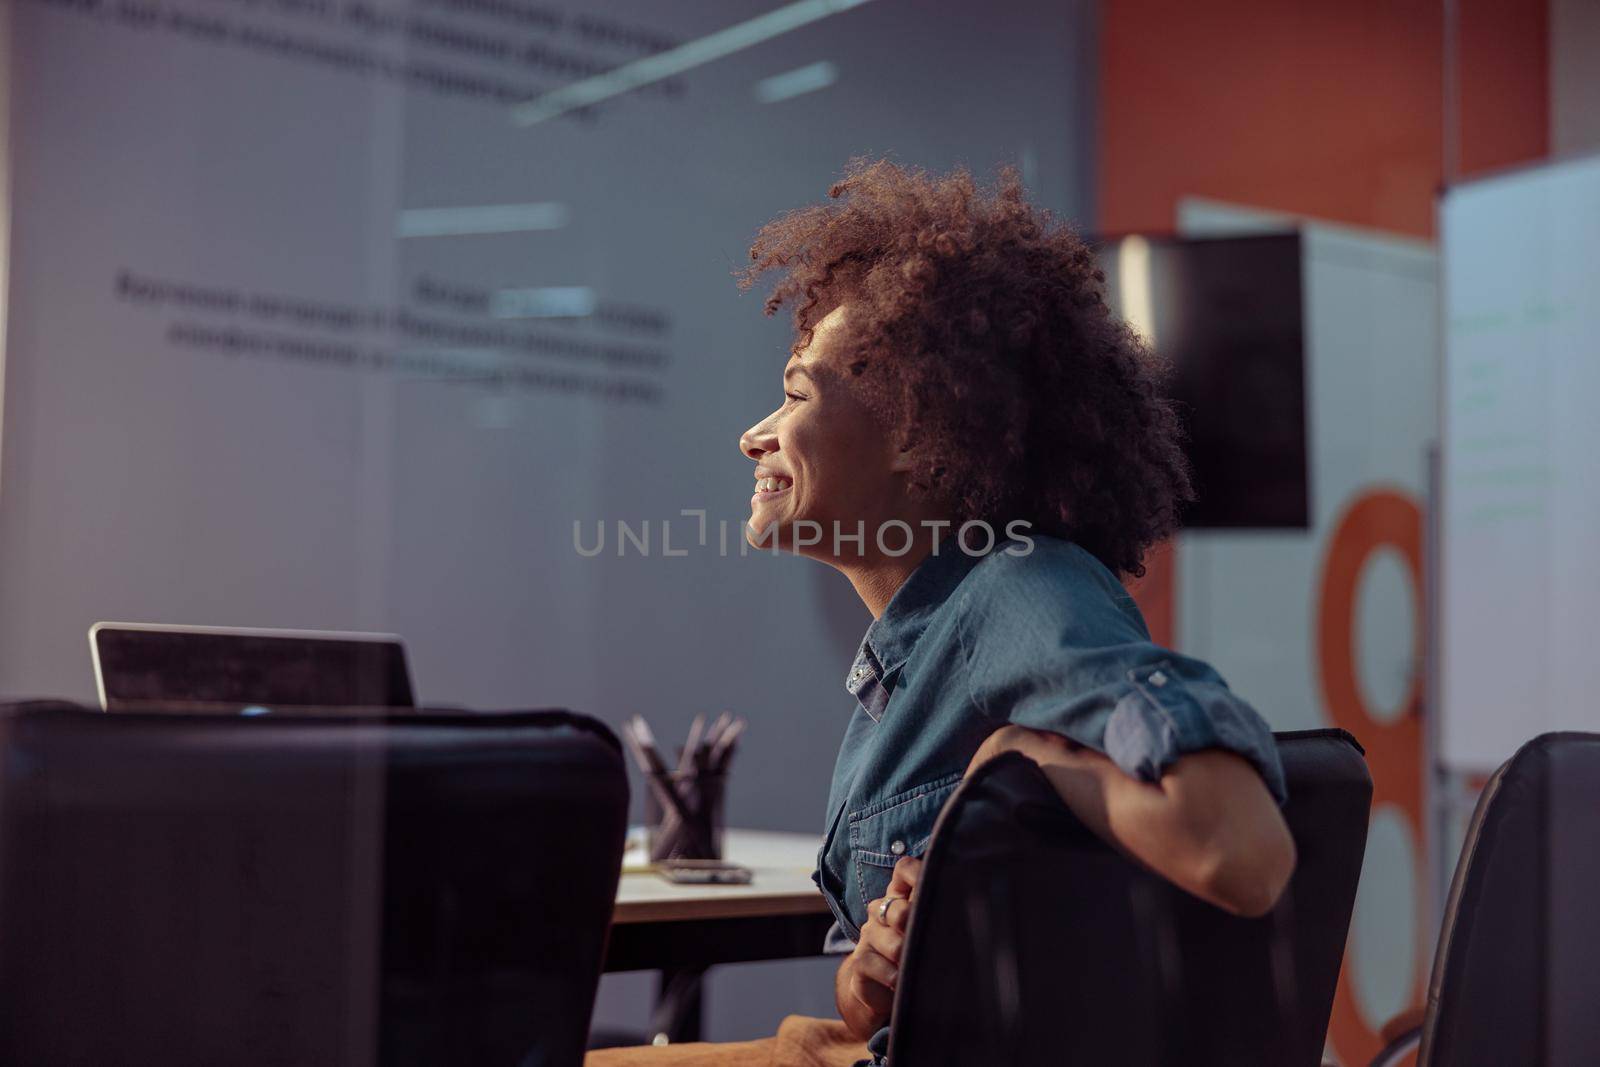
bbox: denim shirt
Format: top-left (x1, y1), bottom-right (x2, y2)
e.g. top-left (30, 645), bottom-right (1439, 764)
top-left (810, 533), bottom-right (1286, 1065)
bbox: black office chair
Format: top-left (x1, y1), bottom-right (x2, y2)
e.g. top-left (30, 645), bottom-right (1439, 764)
top-left (0, 700), bottom-right (629, 1067)
top-left (1370, 731), bottom-right (1600, 1067)
top-left (889, 728), bottom-right (1372, 1066)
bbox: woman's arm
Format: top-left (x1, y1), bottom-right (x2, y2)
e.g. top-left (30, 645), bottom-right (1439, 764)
top-left (968, 725), bottom-right (1296, 917)
top-left (831, 726), bottom-right (1293, 1038)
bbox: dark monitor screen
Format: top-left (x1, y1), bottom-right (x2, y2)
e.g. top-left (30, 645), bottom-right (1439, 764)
top-left (91, 625), bottom-right (415, 712)
top-left (1095, 232), bottom-right (1309, 529)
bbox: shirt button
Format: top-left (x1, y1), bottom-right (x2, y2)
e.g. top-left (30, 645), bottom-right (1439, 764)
top-left (890, 839), bottom-right (906, 856)
top-left (1148, 670), bottom-right (1168, 687)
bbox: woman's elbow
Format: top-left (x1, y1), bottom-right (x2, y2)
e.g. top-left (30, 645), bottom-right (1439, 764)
top-left (1161, 752), bottom-right (1297, 918)
top-left (1204, 819), bottom-right (1297, 918)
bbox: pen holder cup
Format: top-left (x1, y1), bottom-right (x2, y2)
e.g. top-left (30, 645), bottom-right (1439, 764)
top-left (644, 770), bottom-right (727, 863)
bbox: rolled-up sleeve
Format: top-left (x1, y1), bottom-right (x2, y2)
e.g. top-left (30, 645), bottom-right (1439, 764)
top-left (956, 543), bottom-right (1287, 804)
top-left (1103, 656), bottom-right (1287, 803)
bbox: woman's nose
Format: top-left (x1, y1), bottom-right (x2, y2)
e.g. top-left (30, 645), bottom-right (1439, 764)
top-left (740, 416), bottom-right (777, 461)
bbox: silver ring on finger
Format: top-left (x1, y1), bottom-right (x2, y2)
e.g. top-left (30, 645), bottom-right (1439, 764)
top-left (878, 897), bottom-right (894, 924)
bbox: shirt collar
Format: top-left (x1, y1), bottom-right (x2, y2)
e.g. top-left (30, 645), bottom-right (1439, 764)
top-left (844, 533), bottom-right (987, 719)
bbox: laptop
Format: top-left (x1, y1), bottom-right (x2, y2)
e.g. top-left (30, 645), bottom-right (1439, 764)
top-left (89, 622), bottom-right (416, 713)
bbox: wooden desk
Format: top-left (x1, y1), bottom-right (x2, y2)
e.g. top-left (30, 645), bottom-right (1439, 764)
top-left (613, 828), bottom-right (832, 925)
top-left (603, 829), bottom-right (837, 1043)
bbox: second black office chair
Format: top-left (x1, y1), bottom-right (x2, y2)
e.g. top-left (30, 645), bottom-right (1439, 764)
top-left (0, 701), bottom-right (630, 1067)
top-left (1371, 731), bottom-right (1600, 1067)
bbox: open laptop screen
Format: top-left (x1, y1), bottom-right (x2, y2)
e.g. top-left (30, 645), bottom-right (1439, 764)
top-left (91, 624), bottom-right (415, 712)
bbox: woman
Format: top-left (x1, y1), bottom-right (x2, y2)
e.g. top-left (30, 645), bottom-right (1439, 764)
top-left (587, 160), bottom-right (1294, 1067)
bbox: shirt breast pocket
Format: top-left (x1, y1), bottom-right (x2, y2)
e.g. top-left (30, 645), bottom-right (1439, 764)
top-left (846, 771), bottom-right (963, 917)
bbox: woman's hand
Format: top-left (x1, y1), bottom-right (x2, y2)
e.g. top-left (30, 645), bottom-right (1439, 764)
top-left (966, 722), bottom-right (1086, 777)
top-left (834, 855), bottom-right (923, 1040)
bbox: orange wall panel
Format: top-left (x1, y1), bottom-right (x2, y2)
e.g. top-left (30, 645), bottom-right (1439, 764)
top-left (1458, 0), bottom-right (1550, 175)
top-left (1099, 0), bottom-right (1444, 238)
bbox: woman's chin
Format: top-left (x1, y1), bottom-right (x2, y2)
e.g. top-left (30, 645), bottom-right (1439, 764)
top-left (745, 508), bottom-right (806, 550)
top-left (744, 512), bottom-right (780, 547)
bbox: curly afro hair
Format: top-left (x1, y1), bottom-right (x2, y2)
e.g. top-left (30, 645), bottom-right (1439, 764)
top-left (736, 157), bottom-right (1194, 579)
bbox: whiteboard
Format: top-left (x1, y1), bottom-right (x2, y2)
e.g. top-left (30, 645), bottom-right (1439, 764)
top-left (1439, 154), bottom-right (1600, 772)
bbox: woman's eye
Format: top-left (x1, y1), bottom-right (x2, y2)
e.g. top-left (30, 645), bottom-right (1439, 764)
top-left (784, 391), bottom-right (806, 402)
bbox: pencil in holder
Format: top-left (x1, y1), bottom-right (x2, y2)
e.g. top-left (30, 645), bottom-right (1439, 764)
top-left (644, 769), bottom-right (727, 863)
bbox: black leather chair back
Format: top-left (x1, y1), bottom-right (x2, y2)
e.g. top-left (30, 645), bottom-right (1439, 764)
top-left (1418, 731), bottom-right (1600, 1066)
top-left (0, 701), bottom-right (629, 1067)
top-left (889, 729), bottom-right (1371, 1066)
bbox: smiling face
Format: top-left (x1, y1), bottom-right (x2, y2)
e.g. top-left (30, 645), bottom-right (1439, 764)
top-left (738, 305), bottom-right (915, 562)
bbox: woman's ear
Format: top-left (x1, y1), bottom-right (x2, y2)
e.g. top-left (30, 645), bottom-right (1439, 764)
top-left (888, 441), bottom-right (917, 474)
